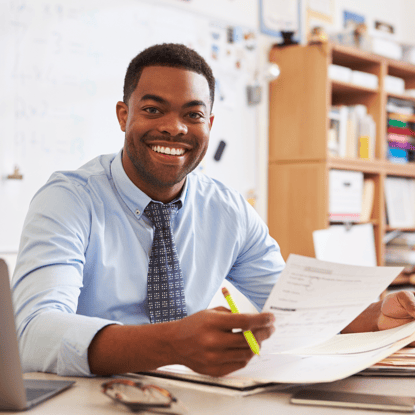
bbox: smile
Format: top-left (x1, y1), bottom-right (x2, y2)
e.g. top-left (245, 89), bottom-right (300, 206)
top-left (150, 145), bottom-right (186, 156)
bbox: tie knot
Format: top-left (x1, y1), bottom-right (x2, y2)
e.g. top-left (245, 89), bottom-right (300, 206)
top-left (144, 202), bottom-right (179, 228)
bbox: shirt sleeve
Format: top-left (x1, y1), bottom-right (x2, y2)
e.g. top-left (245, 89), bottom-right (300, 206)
top-left (226, 196), bottom-right (285, 311)
top-left (12, 175), bottom-right (121, 377)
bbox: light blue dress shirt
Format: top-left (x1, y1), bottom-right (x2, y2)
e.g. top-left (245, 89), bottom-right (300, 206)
top-left (12, 151), bottom-right (285, 376)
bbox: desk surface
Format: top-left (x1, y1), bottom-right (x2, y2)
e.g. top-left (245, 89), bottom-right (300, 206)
top-left (3, 372), bottom-right (415, 415)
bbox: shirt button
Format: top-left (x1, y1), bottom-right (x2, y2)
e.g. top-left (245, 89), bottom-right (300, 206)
top-left (135, 209), bottom-right (140, 215)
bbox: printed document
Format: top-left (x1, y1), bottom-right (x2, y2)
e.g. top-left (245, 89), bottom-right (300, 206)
top-left (143, 255), bottom-right (415, 385)
top-left (260, 254), bottom-right (402, 354)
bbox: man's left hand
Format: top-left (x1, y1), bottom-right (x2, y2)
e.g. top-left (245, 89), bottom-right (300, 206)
top-left (342, 290), bottom-right (415, 334)
top-left (378, 290), bottom-right (415, 330)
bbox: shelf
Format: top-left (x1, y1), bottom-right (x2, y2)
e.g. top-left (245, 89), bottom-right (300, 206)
top-left (386, 226), bottom-right (415, 232)
top-left (330, 219), bottom-right (380, 226)
top-left (327, 156), bottom-right (383, 173)
top-left (331, 44), bottom-right (382, 70)
top-left (332, 80), bottom-right (378, 96)
top-left (387, 93), bottom-right (415, 104)
top-left (268, 43), bottom-right (415, 265)
top-left (327, 157), bottom-right (415, 176)
top-left (383, 161), bottom-right (415, 176)
top-left (387, 59), bottom-right (415, 80)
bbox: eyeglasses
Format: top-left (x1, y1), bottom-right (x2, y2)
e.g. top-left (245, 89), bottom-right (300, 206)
top-left (101, 379), bottom-right (187, 414)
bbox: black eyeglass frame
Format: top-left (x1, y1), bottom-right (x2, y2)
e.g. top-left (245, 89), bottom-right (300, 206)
top-left (101, 379), bottom-right (178, 411)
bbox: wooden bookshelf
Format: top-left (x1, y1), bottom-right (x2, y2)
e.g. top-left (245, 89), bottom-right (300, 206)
top-left (268, 42), bottom-right (415, 265)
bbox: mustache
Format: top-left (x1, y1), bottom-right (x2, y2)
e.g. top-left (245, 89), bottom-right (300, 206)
top-left (142, 133), bottom-right (196, 147)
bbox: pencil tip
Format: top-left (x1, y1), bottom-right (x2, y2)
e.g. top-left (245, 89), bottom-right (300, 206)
top-left (222, 287), bottom-right (230, 297)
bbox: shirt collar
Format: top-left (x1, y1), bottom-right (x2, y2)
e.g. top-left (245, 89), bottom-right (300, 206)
top-left (110, 150), bottom-right (188, 219)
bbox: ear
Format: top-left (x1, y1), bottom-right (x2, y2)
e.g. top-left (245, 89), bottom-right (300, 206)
top-left (116, 101), bottom-right (129, 132)
top-left (209, 113), bottom-right (215, 130)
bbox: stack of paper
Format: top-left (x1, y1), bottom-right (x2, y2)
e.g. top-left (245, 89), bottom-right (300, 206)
top-left (359, 347), bottom-right (415, 377)
top-left (138, 256), bottom-right (413, 389)
top-left (374, 347), bottom-right (415, 368)
top-left (385, 231), bottom-right (415, 267)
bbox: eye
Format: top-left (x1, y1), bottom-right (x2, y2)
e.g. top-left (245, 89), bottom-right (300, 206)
top-left (144, 107), bottom-right (161, 115)
top-left (187, 112), bottom-right (204, 120)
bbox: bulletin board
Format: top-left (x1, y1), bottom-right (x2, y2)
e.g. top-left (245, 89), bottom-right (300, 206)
top-left (0, 0), bottom-right (260, 251)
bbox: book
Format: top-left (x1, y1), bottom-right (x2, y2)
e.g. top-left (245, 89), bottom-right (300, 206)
top-left (385, 246), bottom-right (415, 265)
top-left (360, 179), bottom-right (375, 222)
top-left (388, 232), bottom-right (415, 247)
top-left (329, 106), bottom-right (348, 157)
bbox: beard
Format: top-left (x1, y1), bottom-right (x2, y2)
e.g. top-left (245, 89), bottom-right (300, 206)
top-left (124, 133), bottom-right (207, 190)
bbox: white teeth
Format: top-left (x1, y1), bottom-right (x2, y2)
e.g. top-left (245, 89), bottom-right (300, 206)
top-left (151, 146), bottom-right (185, 156)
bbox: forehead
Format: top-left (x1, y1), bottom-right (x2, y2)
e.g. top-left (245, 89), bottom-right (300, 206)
top-left (132, 66), bottom-right (210, 106)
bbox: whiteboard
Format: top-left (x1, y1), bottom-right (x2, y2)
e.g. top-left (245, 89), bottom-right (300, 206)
top-left (0, 0), bottom-right (260, 251)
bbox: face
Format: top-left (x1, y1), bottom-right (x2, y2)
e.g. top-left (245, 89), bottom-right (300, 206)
top-left (116, 66), bottom-right (214, 203)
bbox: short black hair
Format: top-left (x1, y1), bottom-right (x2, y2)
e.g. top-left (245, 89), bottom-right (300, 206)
top-left (123, 43), bottom-right (215, 110)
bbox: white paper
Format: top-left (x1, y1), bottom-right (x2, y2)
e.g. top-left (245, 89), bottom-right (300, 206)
top-left (308, 0), bottom-right (333, 16)
top-left (234, 332), bottom-right (415, 383)
top-left (289, 320), bottom-right (415, 355)
top-left (329, 170), bottom-right (363, 221)
top-left (261, 255), bottom-right (403, 354)
top-left (313, 224), bottom-right (377, 267)
top-left (385, 177), bottom-right (415, 228)
top-left (153, 325), bottom-right (415, 386)
top-left (150, 257), bottom-right (411, 385)
top-left (261, 0), bottom-right (298, 33)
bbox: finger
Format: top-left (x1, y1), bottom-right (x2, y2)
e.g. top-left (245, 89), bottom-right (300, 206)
top-left (397, 291), bottom-right (415, 318)
top-left (378, 315), bottom-right (414, 330)
top-left (382, 291), bottom-right (415, 319)
top-left (251, 325), bottom-right (276, 344)
top-left (211, 306), bottom-right (232, 313)
top-left (215, 312), bottom-right (275, 332)
top-left (205, 330), bottom-right (260, 350)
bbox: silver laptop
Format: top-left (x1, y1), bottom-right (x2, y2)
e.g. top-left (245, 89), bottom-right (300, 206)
top-left (0, 259), bottom-right (75, 410)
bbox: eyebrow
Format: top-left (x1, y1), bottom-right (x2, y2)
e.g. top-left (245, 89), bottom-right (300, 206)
top-left (140, 94), bottom-right (207, 110)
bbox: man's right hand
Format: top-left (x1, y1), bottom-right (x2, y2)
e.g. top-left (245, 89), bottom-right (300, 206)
top-left (168, 307), bottom-right (275, 377)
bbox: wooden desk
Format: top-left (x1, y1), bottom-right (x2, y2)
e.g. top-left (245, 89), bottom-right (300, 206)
top-left (3, 372), bottom-right (415, 414)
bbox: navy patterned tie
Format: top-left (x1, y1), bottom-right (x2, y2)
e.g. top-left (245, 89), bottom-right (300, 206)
top-left (144, 201), bottom-right (187, 324)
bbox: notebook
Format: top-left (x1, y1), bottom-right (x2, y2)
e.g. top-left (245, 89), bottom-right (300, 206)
top-left (0, 259), bottom-right (75, 411)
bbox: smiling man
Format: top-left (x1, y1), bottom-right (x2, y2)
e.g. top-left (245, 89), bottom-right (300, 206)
top-left (118, 64), bottom-right (213, 203)
top-left (12, 44), bottom-right (415, 378)
top-left (12, 44), bottom-right (280, 378)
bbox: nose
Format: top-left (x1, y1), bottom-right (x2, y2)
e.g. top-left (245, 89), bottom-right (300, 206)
top-left (157, 113), bottom-right (188, 136)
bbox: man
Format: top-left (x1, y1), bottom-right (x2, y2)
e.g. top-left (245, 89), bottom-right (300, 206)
top-left (12, 43), bottom-right (415, 378)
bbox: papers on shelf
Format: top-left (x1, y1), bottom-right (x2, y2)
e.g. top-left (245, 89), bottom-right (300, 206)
top-left (351, 70), bottom-right (378, 89)
top-left (329, 170), bottom-right (363, 222)
top-left (384, 177), bottom-right (415, 228)
top-left (313, 223), bottom-right (377, 267)
top-left (329, 64), bottom-right (352, 83)
top-left (385, 75), bottom-right (406, 94)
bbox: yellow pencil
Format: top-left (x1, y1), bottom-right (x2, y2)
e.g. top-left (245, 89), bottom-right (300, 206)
top-left (222, 287), bottom-right (260, 355)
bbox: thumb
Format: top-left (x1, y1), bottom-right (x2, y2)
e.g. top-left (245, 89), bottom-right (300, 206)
top-left (210, 306), bottom-right (232, 313)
